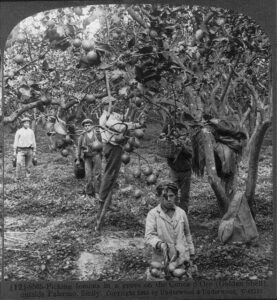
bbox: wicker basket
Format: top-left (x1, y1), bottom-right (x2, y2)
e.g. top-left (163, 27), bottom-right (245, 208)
top-left (156, 138), bottom-right (176, 158)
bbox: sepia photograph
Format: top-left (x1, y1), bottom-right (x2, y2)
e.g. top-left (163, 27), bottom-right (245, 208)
top-left (0, 0), bottom-right (275, 299)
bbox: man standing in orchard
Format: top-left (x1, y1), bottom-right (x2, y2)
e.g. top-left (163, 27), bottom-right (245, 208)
top-left (97, 96), bottom-right (144, 214)
top-left (76, 118), bottom-right (102, 199)
top-left (13, 117), bottom-right (36, 180)
top-left (145, 181), bottom-right (195, 280)
top-left (161, 122), bottom-right (193, 214)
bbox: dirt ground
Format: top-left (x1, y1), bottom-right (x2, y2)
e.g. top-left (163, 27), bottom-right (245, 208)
top-left (2, 124), bottom-right (274, 281)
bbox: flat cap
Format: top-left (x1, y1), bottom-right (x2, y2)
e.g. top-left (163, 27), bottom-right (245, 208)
top-left (156, 181), bottom-right (178, 196)
top-left (21, 117), bottom-right (31, 123)
top-left (81, 118), bottom-right (93, 126)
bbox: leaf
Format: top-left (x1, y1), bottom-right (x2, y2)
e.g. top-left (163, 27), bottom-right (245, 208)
top-left (19, 85), bottom-right (31, 99)
top-left (111, 15), bottom-right (120, 23)
top-left (161, 51), bottom-right (170, 60)
top-left (138, 46), bottom-right (153, 54)
top-left (42, 60), bottom-right (49, 72)
top-left (7, 80), bottom-right (16, 87)
top-left (213, 37), bottom-right (229, 43)
top-left (175, 78), bottom-right (182, 90)
top-left (98, 63), bottom-right (112, 70)
top-left (30, 83), bottom-right (41, 91)
top-left (95, 42), bottom-right (113, 53)
top-left (63, 80), bottom-right (72, 86)
top-left (56, 25), bottom-right (65, 37)
top-left (41, 264), bottom-right (46, 271)
top-left (128, 37), bottom-right (136, 49)
top-left (162, 40), bottom-right (170, 50)
top-left (159, 77), bottom-right (168, 88)
top-left (135, 66), bottom-right (143, 82)
top-left (168, 52), bottom-right (184, 68)
top-left (118, 86), bottom-right (130, 97)
top-left (159, 99), bottom-right (184, 109)
top-left (65, 24), bottom-right (75, 37)
top-left (111, 69), bottom-right (124, 83)
top-left (54, 71), bottom-right (60, 82)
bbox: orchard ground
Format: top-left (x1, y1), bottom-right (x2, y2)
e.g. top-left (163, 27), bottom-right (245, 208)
top-left (3, 122), bottom-right (273, 281)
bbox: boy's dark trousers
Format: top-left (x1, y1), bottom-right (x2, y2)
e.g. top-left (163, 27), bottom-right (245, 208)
top-left (99, 143), bottom-right (123, 201)
top-left (84, 153), bottom-right (102, 196)
top-left (169, 168), bottom-right (192, 213)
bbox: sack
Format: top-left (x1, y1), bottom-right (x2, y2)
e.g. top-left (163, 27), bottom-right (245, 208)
top-left (218, 192), bottom-right (259, 244)
top-left (53, 118), bottom-right (67, 135)
top-left (218, 219), bottom-right (235, 243)
top-left (74, 158), bottom-right (85, 179)
top-left (214, 143), bottom-right (237, 177)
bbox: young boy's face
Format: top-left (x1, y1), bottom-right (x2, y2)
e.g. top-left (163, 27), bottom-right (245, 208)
top-left (160, 188), bottom-right (177, 209)
top-left (23, 121), bottom-right (30, 128)
top-left (84, 123), bottom-right (93, 132)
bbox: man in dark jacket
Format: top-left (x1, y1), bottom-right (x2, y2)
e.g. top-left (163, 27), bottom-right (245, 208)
top-left (162, 123), bottom-right (192, 213)
top-left (76, 118), bottom-right (102, 198)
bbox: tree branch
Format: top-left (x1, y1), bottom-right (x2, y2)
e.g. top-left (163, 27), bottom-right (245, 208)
top-left (203, 11), bottom-right (216, 23)
top-left (105, 71), bottom-right (113, 115)
top-left (23, 29), bottom-right (33, 61)
top-left (126, 6), bottom-right (149, 28)
top-left (190, 12), bottom-right (216, 46)
top-left (245, 81), bottom-right (259, 109)
top-left (13, 48), bottom-right (50, 76)
top-left (3, 91), bottom-right (108, 124)
top-left (219, 53), bottom-right (241, 105)
top-left (244, 119), bottom-right (272, 217)
top-left (140, 7), bottom-right (154, 21)
top-left (240, 106), bottom-right (251, 127)
top-left (3, 99), bottom-right (55, 123)
top-left (209, 82), bottom-right (221, 115)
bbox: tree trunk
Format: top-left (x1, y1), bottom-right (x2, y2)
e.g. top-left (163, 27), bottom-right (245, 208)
top-left (245, 120), bottom-right (271, 217)
top-left (221, 165), bottom-right (238, 200)
top-left (201, 127), bottom-right (229, 214)
top-left (245, 112), bottom-right (261, 156)
top-left (31, 108), bottom-right (37, 137)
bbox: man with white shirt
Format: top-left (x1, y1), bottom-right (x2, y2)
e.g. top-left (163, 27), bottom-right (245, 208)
top-left (98, 96), bottom-right (143, 210)
top-left (13, 117), bottom-right (36, 180)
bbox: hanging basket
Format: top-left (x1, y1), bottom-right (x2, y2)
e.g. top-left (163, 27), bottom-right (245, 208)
top-left (156, 137), bottom-right (177, 158)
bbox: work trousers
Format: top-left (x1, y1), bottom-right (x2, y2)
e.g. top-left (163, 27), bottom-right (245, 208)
top-left (84, 154), bottom-right (102, 196)
top-left (169, 168), bottom-right (192, 213)
top-left (16, 149), bottom-right (33, 179)
top-left (99, 143), bottom-right (123, 201)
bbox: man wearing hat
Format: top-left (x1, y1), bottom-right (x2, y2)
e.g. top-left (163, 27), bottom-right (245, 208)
top-left (98, 96), bottom-right (144, 210)
top-left (76, 118), bottom-right (102, 198)
top-left (13, 117), bottom-right (36, 180)
top-left (145, 181), bottom-right (195, 274)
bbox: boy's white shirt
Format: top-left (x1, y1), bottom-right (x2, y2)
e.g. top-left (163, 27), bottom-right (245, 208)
top-left (13, 127), bottom-right (36, 152)
top-left (99, 110), bottom-right (138, 144)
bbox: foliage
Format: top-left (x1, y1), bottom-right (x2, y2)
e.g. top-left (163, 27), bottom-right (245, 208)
top-left (3, 3), bottom-right (273, 219)
top-left (3, 4), bottom-right (271, 134)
